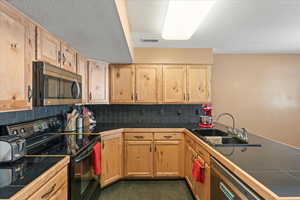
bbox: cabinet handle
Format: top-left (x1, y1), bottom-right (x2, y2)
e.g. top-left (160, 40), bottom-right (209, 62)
top-left (187, 93), bottom-right (190, 101)
top-left (27, 85), bottom-right (32, 102)
top-left (102, 142), bottom-right (105, 149)
top-left (135, 93), bottom-right (138, 101)
top-left (10, 43), bottom-right (17, 49)
top-left (62, 53), bottom-right (66, 65)
top-left (41, 184), bottom-right (56, 199)
top-left (131, 94), bottom-right (134, 101)
top-left (58, 51), bottom-right (61, 63)
top-left (134, 136), bottom-right (144, 139)
top-left (150, 145), bottom-right (152, 152)
top-left (89, 92), bottom-right (92, 100)
top-left (164, 136), bottom-right (172, 139)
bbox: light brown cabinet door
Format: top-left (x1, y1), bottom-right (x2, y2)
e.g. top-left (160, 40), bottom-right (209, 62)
top-left (163, 65), bottom-right (186, 103)
top-left (88, 60), bottom-right (109, 104)
top-left (0, 4), bottom-right (33, 112)
top-left (101, 133), bottom-right (123, 187)
top-left (185, 144), bottom-right (196, 190)
top-left (154, 140), bottom-right (184, 177)
top-left (135, 64), bottom-right (162, 103)
top-left (125, 141), bottom-right (153, 177)
top-left (77, 54), bottom-right (88, 103)
top-left (61, 42), bottom-right (77, 73)
top-left (110, 64), bottom-right (135, 103)
top-left (187, 65), bottom-right (211, 103)
top-left (37, 27), bottom-right (61, 66)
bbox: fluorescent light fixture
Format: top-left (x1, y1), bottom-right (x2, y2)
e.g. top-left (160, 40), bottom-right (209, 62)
top-left (162, 0), bottom-right (216, 40)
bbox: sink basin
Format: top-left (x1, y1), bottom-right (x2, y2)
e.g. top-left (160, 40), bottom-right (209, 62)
top-left (204, 136), bottom-right (262, 147)
top-left (190, 129), bottom-right (229, 137)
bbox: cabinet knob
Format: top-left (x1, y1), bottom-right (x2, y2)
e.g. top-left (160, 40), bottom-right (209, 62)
top-left (10, 43), bottom-right (17, 49)
top-left (27, 85), bottom-right (32, 103)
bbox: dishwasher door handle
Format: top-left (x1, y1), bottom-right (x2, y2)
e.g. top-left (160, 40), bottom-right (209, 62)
top-left (220, 182), bottom-right (235, 200)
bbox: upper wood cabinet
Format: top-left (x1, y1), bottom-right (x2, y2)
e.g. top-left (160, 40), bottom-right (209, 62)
top-left (77, 54), bottom-right (88, 103)
top-left (110, 64), bottom-right (135, 103)
top-left (154, 140), bottom-right (184, 177)
top-left (0, 2), bottom-right (34, 112)
top-left (101, 132), bottom-right (123, 188)
top-left (88, 60), bottom-right (109, 104)
top-left (125, 140), bottom-right (153, 177)
top-left (135, 64), bottom-right (162, 103)
top-left (36, 27), bottom-right (61, 67)
top-left (162, 65), bottom-right (187, 103)
top-left (187, 65), bottom-right (211, 103)
top-left (61, 42), bottom-right (77, 73)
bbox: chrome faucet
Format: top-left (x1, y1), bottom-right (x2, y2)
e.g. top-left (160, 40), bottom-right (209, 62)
top-left (215, 112), bottom-right (236, 130)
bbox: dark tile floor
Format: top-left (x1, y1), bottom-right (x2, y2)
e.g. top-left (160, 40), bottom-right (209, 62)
top-left (92, 180), bottom-right (194, 200)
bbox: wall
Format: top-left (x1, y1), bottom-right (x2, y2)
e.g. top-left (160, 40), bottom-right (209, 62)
top-left (213, 54), bottom-right (300, 148)
top-left (88, 104), bottom-right (203, 124)
top-left (134, 48), bottom-right (213, 64)
top-left (0, 106), bottom-right (71, 126)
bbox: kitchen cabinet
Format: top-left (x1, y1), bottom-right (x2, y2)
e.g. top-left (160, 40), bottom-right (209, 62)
top-left (162, 65), bottom-right (187, 103)
top-left (101, 132), bottom-right (123, 187)
top-left (61, 42), bottom-right (77, 73)
top-left (76, 54), bottom-right (88, 103)
top-left (36, 27), bottom-right (61, 67)
top-left (135, 64), bottom-right (162, 103)
top-left (110, 64), bottom-right (135, 103)
top-left (125, 141), bottom-right (153, 177)
top-left (187, 65), bottom-right (211, 103)
top-left (0, 1), bottom-right (34, 112)
top-left (185, 143), bottom-right (196, 190)
top-left (154, 140), bottom-right (184, 177)
top-left (88, 60), bottom-right (109, 104)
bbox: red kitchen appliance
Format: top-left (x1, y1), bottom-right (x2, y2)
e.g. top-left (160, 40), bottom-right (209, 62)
top-left (199, 104), bottom-right (214, 128)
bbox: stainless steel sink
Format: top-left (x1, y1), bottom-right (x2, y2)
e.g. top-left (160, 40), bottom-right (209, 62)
top-left (204, 136), bottom-right (262, 147)
top-left (190, 129), bottom-right (229, 137)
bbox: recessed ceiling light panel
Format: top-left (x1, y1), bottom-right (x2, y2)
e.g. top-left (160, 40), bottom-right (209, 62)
top-left (162, 0), bottom-right (216, 40)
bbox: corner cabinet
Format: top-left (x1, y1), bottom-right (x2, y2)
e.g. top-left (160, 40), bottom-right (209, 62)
top-left (110, 64), bottom-right (135, 103)
top-left (0, 1), bottom-right (34, 112)
top-left (88, 60), bottom-right (109, 104)
top-left (101, 132), bottom-right (123, 188)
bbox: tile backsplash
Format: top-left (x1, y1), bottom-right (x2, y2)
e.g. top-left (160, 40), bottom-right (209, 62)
top-left (0, 106), bottom-right (72, 126)
top-left (88, 104), bottom-right (204, 124)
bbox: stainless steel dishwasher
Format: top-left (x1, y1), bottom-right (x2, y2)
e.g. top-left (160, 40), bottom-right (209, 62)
top-left (211, 157), bottom-right (263, 200)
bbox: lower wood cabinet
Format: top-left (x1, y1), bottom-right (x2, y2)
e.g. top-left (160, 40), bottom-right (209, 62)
top-left (185, 143), bottom-right (196, 190)
top-left (124, 132), bottom-right (184, 178)
top-left (101, 132), bottom-right (123, 187)
top-left (154, 140), bottom-right (184, 177)
top-left (124, 141), bottom-right (153, 177)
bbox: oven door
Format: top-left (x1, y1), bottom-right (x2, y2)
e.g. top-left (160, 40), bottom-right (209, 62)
top-left (70, 143), bottom-right (99, 200)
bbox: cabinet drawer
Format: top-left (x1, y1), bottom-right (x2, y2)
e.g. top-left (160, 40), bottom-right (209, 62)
top-left (154, 132), bottom-right (183, 140)
top-left (28, 167), bottom-right (68, 200)
top-left (125, 132), bottom-right (153, 140)
top-left (194, 143), bottom-right (210, 164)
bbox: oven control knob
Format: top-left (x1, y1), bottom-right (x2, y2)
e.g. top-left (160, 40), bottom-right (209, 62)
top-left (12, 130), bottom-right (18, 135)
top-left (20, 128), bottom-right (26, 134)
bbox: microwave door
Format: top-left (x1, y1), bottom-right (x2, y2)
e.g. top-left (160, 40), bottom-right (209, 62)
top-left (60, 79), bottom-right (82, 104)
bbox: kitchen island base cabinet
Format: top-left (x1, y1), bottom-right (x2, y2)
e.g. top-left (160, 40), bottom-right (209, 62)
top-left (154, 141), bottom-right (184, 177)
top-left (125, 141), bottom-right (153, 177)
top-left (101, 132), bottom-right (123, 188)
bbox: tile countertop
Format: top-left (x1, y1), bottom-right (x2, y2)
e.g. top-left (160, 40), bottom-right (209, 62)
top-left (83, 122), bottom-right (300, 198)
top-left (0, 156), bottom-right (66, 199)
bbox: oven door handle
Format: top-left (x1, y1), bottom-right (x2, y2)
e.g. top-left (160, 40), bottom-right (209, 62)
top-left (75, 149), bottom-right (94, 163)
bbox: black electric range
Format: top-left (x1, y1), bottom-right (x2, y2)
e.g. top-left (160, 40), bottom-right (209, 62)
top-left (0, 116), bottom-right (100, 200)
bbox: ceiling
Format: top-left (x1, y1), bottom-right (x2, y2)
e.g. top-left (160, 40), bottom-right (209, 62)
top-left (127, 0), bottom-right (300, 53)
top-left (7, 0), bottom-right (132, 63)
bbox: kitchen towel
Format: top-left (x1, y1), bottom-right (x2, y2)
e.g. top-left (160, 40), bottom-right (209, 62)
top-left (192, 159), bottom-right (205, 183)
top-left (92, 142), bottom-right (101, 176)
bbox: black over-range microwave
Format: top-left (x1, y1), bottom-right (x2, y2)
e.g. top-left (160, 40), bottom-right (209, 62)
top-left (32, 61), bottom-right (82, 106)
